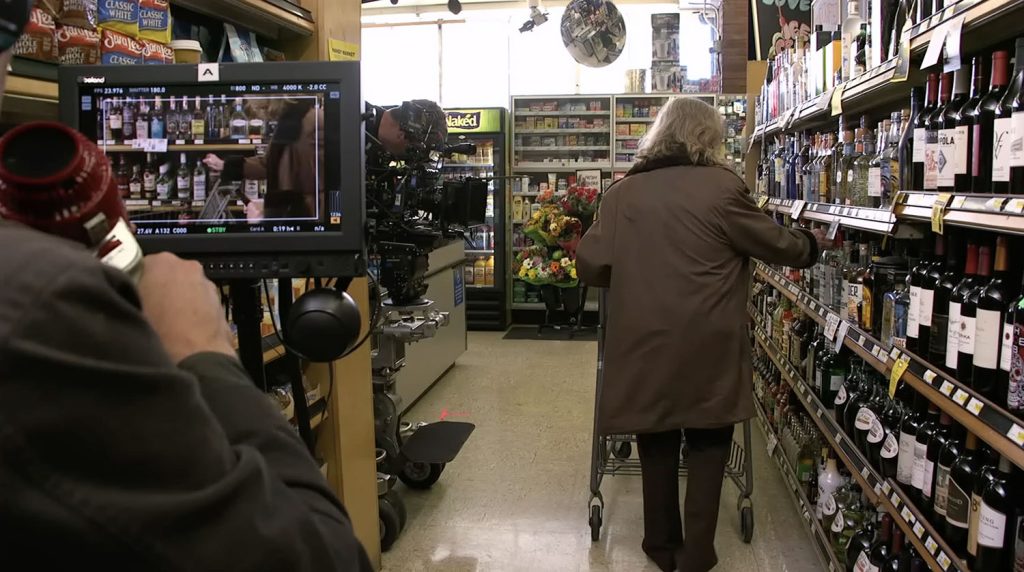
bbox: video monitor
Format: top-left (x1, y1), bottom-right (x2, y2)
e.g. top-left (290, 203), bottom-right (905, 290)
top-left (59, 62), bottom-right (365, 278)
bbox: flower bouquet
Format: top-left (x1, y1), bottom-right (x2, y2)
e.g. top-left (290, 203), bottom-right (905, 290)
top-left (514, 245), bottom-right (579, 288)
top-left (559, 185), bottom-right (600, 222)
top-left (523, 203), bottom-right (562, 246)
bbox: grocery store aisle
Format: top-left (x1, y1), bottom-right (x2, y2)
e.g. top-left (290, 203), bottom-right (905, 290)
top-left (383, 332), bottom-right (820, 572)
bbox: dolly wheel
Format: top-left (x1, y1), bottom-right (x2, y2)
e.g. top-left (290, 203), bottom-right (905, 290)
top-left (740, 505), bottom-right (754, 543)
top-left (400, 462), bottom-right (445, 490)
top-left (590, 505), bottom-right (603, 542)
top-left (379, 496), bottom-right (402, 552)
top-left (386, 490), bottom-right (408, 530)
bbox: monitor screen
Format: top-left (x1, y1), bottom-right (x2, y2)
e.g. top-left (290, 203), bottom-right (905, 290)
top-left (77, 83), bottom-right (340, 237)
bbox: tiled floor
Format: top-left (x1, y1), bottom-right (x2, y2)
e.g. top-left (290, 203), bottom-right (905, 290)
top-left (383, 332), bottom-right (822, 572)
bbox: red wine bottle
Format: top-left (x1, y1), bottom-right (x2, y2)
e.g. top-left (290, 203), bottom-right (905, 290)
top-left (1009, 38), bottom-right (1024, 193)
top-left (934, 424), bottom-right (963, 528)
top-left (920, 234), bottom-right (944, 360)
top-left (882, 526), bottom-right (910, 571)
top-left (939, 65), bottom-right (970, 194)
top-left (946, 432), bottom-right (982, 557)
top-left (907, 242), bottom-right (932, 353)
top-left (975, 51), bottom-right (1010, 193)
top-left (929, 233), bottom-right (961, 368)
top-left (897, 389), bottom-right (924, 503)
top-left (913, 404), bottom-right (940, 505)
top-left (868, 513), bottom-right (894, 567)
top-left (973, 456), bottom-right (1021, 571)
top-left (914, 76), bottom-right (938, 190)
top-left (947, 241), bottom-right (980, 377)
top-left (973, 236), bottom-right (1011, 403)
top-left (958, 242), bottom-right (992, 385)
top-left (992, 41), bottom-right (1024, 193)
top-left (848, 515), bottom-right (878, 570)
top-left (968, 453), bottom-right (1001, 567)
top-left (958, 55), bottom-right (988, 193)
top-left (925, 72), bottom-right (952, 191)
top-left (923, 411), bottom-right (953, 524)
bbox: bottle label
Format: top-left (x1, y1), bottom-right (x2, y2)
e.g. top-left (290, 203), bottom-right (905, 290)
top-left (192, 120), bottom-right (205, 137)
top-left (867, 417), bottom-right (884, 444)
top-left (143, 173), bottom-right (156, 190)
top-left (862, 285), bottom-right (873, 329)
top-left (935, 462), bottom-right (951, 516)
top-left (822, 493), bottom-right (837, 516)
top-left (920, 288), bottom-right (935, 327)
top-left (960, 314), bottom-right (977, 356)
top-left (109, 114), bottom-right (122, 130)
top-left (914, 128), bottom-right (926, 162)
top-left (881, 432), bottom-right (899, 459)
top-left (1012, 111), bottom-right (1024, 168)
top-left (897, 430), bottom-right (916, 484)
top-left (868, 167), bottom-right (882, 197)
top-left (830, 374), bottom-right (844, 391)
top-left (969, 492), bottom-right (983, 556)
top-left (912, 441), bottom-right (927, 489)
top-left (930, 311), bottom-right (949, 356)
top-left (136, 120), bottom-right (148, 140)
top-left (946, 476), bottom-right (971, 527)
top-left (908, 285), bottom-right (921, 336)
top-left (193, 177), bottom-right (206, 201)
top-left (1001, 317), bottom-right (1013, 373)
top-left (923, 458), bottom-right (935, 498)
top-left (848, 283), bottom-right (862, 324)
top-left (978, 499), bottom-right (1008, 549)
top-left (129, 181), bottom-right (141, 196)
top-left (176, 176), bottom-right (189, 191)
top-left (974, 309), bottom-right (1003, 370)
top-left (156, 182), bottom-right (170, 200)
top-left (831, 511), bottom-right (845, 533)
top-left (993, 116), bottom-right (1013, 182)
top-left (925, 129), bottom-right (939, 190)
top-left (835, 385), bottom-right (848, 406)
top-left (244, 179), bottom-right (260, 200)
top-left (946, 302), bottom-right (962, 369)
top-left (1010, 321), bottom-right (1024, 411)
top-left (953, 125), bottom-right (969, 175)
top-left (854, 550), bottom-right (879, 572)
top-left (855, 407), bottom-right (876, 431)
top-left (938, 128), bottom-right (956, 187)
top-left (815, 369), bottom-right (823, 392)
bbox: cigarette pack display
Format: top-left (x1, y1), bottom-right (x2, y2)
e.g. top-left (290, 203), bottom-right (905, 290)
top-left (98, 0), bottom-right (138, 37)
top-left (59, 0), bottom-right (98, 29)
top-left (13, 8), bottom-right (58, 63)
top-left (100, 28), bottom-right (143, 65)
top-left (57, 24), bottom-right (100, 65)
top-left (138, 0), bottom-right (170, 43)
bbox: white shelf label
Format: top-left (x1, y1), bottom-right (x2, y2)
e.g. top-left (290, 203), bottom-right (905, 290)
top-left (766, 433), bottom-right (779, 455)
top-left (951, 195), bottom-right (968, 209)
top-left (890, 347), bottom-right (902, 360)
top-left (952, 389), bottom-right (970, 406)
top-left (901, 507), bottom-right (914, 522)
top-left (966, 398), bottom-right (984, 416)
top-left (891, 492), bottom-right (901, 506)
top-left (825, 314), bottom-right (841, 341)
top-left (939, 381), bottom-right (955, 396)
top-left (923, 370), bottom-right (938, 384)
top-left (883, 482), bottom-right (892, 495)
top-left (1005, 198), bottom-right (1024, 214)
top-left (861, 467), bottom-right (870, 479)
top-left (1008, 424), bottom-right (1024, 446)
top-left (937, 552), bottom-right (952, 570)
top-left (913, 522), bottom-right (926, 538)
top-left (836, 321), bottom-right (851, 349)
top-left (790, 199), bottom-right (806, 219)
top-left (874, 482), bottom-right (883, 496)
top-left (925, 537), bottom-right (939, 554)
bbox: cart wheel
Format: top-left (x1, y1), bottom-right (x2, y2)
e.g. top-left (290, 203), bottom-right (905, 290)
top-left (740, 505), bottom-right (754, 544)
top-left (379, 496), bottom-right (402, 552)
top-left (400, 461), bottom-right (445, 489)
top-left (385, 489), bottom-right (408, 531)
top-left (590, 505), bottom-right (603, 542)
top-left (612, 441), bottom-right (632, 460)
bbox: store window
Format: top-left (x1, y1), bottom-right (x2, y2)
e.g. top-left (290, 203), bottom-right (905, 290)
top-left (440, 20), bottom-right (512, 108)
top-left (362, 24), bottom-right (441, 105)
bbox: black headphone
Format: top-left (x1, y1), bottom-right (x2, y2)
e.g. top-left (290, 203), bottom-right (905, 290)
top-left (0, 0), bottom-right (31, 53)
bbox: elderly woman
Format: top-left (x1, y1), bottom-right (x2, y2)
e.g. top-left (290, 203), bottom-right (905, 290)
top-left (577, 97), bottom-right (828, 572)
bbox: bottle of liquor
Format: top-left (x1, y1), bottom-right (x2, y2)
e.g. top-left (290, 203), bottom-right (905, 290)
top-left (150, 96), bottom-right (165, 140)
top-left (166, 97), bottom-right (179, 140)
top-left (142, 153), bottom-right (157, 200)
top-left (155, 163), bottom-right (172, 201)
top-left (968, 452), bottom-right (999, 567)
top-left (960, 242), bottom-right (993, 385)
top-left (802, 134), bottom-right (816, 202)
top-left (881, 113), bottom-right (901, 207)
top-left (206, 95), bottom-right (219, 140)
top-left (923, 411), bottom-right (954, 523)
top-left (179, 97), bottom-right (192, 141)
top-left (846, 238), bottom-right (866, 324)
top-left (973, 456), bottom-right (1020, 571)
top-left (908, 242), bottom-right (932, 354)
top-left (230, 98), bottom-right (249, 139)
top-left (191, 96), bottom-right (206, 142)
top-left (135, 99), bottom-right (149, 140)
top-left (946, 432), bottom-right (982, 556)
top-left (862, 245), bottom-right (880, 332)
top-left (1009, 38), bottom-right (1024, 193)
top-left (219, 95), bottom-right (231, 139)
top-left (926, 234), bottom-right (955, 365)
top-left (973, 236), bottom-right (1011, 403)
top-left (175, 153), bottom-right (191, 201)
top-left (822, 345), bottom-right (848, 411)
top-left (975, 51), bottom-right (1010, 193)
top-left (948, 240), bottom-right (980, 377)
top-left (128, 164), bottom-right (142, 199)
top-left (1008, 272), bottom-right (1024, 415)
top-left (911, 85), bottom-right (928, 190)
top-left (96, 98), bottom-right (109, 142)
top-left (935, 424), bottom-right (963, 530)
top-left (925, 72), bottom-right (951, 192)
top-left (820, 133), bottom-right (835, 202)
top-left (846, 362), bottom-right (874, 440)
top-left (248, 103), bottom-right (266, 138)
top-left (115, 155), bottom-right (130, 198)
top-left (855, 373), bottom-right (882, 455)
top-left (896, 107), bottom-right (913, 196)
top-left (108, 97), bottom-right (123, 142)
top-left (842, 0), bottom-right (864, 81)
top-left (193, 159), bottom-right (207, 203)
top-left (939, 64), bottom-right (971, 194)
top-left (836, 359), bottom-right (863, 432)
top-left (957, 56), bottom-right (987, 193)
top-left (847, 513), bottom-right (878, 569)
top-left (123, 97), bottom-right (135, 141)
top-left (913, 403), bottom-right (940, 504)
top-left (837, 129), bottom-right (856, 204)
top-left (881, 526), bottom-right (909, 572)
top-left (992, 40), bottom-right (1024, 193)
top-left (853, 124), bottom-right (874, 206)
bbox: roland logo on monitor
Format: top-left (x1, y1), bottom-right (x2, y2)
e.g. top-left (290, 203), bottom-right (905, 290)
top-left (81, 76), bottom-right (106, 84)
top-left (446, 111), bottom-right (481, 130)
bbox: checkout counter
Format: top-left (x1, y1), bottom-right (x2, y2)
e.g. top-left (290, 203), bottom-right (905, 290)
top-left (394, 239), bottom-right (467, 413)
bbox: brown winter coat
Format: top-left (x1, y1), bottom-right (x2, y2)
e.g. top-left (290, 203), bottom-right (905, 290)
top-left (577, 164), bottom-right (817, 435)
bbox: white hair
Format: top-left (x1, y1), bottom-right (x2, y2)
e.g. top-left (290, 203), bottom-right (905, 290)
top-left (635, 97), bottom-right (726, 167)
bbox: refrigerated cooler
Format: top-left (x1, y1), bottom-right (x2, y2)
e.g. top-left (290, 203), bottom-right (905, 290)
top-left (443, 108), bottom-right (509, 330)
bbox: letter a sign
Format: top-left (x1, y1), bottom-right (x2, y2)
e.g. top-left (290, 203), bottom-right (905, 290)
top-left (198, 63), bottom-right (220, 82)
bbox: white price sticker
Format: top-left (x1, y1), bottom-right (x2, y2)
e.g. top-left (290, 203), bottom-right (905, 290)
top-left (143, 138), bottom-right (168, 153)
top-left (890, 347), bottom-right (902, 360)
top-left (861, 467), bottom-right (870, 479)
top-left (939, 381), bottom-right (955, 396)
top-left (790, 199), bottom-right (806, 219)
top-left (901, 507), bottom-right (914, 522)
top-left (952, 389), bottom-right (970, 406)
top-left (766, 433), bottom-right (779, 454)
top-left (817, 408), bottom-right (823, 418)
top-left (825, 314), bottom-right (841, 342)
top-left (858, 335), bottom-right (866, 347)
top-left (836, 433), bottom-right (843, 444)
top-left (937, 552), bottom-right (952, 570)
top-left (874, 483), bottom-right (883, 496)
top-left (827, 220), bottom-right (841, 240)
top-left (923, 370), bottom-right (938, 384)
top-left (1006, 198), bottom-right (1024, 214)
top-left (891, 492), bottom-right (901, 506)
top-left (925, 537), bottom-right (939, 554)
top-left (966, 398), bottom-right (984, 416)
top-left (951, 195), bottom-right (968, 209)
top-left (836, 321), bottom-right (851, 349)
top-left (882, 482), bottom-right (892, 495)
top-left (1008, 424), bottom-right (1024, 446)
top-left (913, 522), bottom-right (926, 538)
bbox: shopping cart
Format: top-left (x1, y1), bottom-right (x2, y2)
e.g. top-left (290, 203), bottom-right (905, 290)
top-left (587, 289), bottom-right (755, 543)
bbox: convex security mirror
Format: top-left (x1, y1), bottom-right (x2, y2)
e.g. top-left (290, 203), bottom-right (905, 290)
top-left (560, 0), bottom-right (626, 67)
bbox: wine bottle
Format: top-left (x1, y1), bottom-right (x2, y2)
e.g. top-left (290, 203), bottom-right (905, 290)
top-left (923, 411), bottom-right (954, 524)
top-left (896, 389), bottom-right (923, 501)
top-left (973, 456), bottom-right (1020, 571)
top-left (949, 240), bottom-right (981, 378)
top-left (960, 242), bottom-right (993, 385)
top-left (946, 432), bottom-right (982, 557)
top-left (993, 41), bottom-right (1024, 193)
top-left (975, 51), bottom-right (1010, 193)
top-left (823, 345), bottom-right (848, 412)
top-left (913, 78), bottom-right (936, 190)
top-left (836, 360), bottom-right (863, 433)
top-left (908, 242), bottom-right (933, 353)
top-left (1007, 273), bottom-right (1024, 415)
top-left (925, 72), bottom-right (951, 191)
top-left (968, 454), bottom-right (1000, 567)
top-left (867, 513), bottom-right (894, 567)
top-left (934, 424), bottom-right (963, 528)
top-left (913, 404), bottom-right (940, 504)
top-left (919, 234), bottom-right (944, 359)
top-left (847, 513), bottom-right (877, 571)
top-left (929, 233), bottom-right (961, 368)
top-left (878, 389), bottom-right (902, 480)
top-left (882, 526), bottom-right (909, 572)
top-left (1009, 38), bottom-right (1024, 193)
top-left (973, 236), bottom-right (1011, 403)
top-left (939, 64), bottom-right (971, 194)
top-left (956, 56), bottom-right (986, 193)
top-left (854, 375), bottom-right (880, 456)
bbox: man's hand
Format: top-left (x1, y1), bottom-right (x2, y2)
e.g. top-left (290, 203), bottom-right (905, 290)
top-left (202, 154), bottom-right (225, 173)
top-left (137, 252), bottom-right (236, 364)
top-left (811, 227), bottom-right (833, 252)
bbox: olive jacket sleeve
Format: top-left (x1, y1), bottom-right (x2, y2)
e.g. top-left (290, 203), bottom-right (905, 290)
top-left (0, 222), bottom-right (372, 571)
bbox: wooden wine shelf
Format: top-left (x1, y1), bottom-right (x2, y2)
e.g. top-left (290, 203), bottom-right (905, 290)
top-left (754, 262), bottom-right (1024, 473)
top-left (750, 320), bottom-right (968, 572)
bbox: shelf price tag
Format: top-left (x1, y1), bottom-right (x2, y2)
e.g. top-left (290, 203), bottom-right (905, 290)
top-left (932, 193), bottom-right (952, 234)
top-left (966, 397), bottom-right (984, 416)
top-left (836, 321), bottom-right (851, 350)
top-left (882, 482), bottom-right (892, 495)
top-left (939, 380), bottom-right (955, 396)
top-left (825, 314), bottom-right (841, 342)
top-left (913, 522), bottom-right (926, 538)
top-left (951, 195), bottom-right (968, 209)
top-left (900, 506), bottom-right (914, 522)
top-left (1006, 198), bottom-right (1024, 214)
top-left (827, 219), bottom-right (841, 240)
top-left (923, 370), bottom-right (938, 384)
top-left (952, 389), bottom-right (970, 406)
top-left (925, 537), bottom-right (939, 554)
top-left (1008, 424), bottom-right (1024, 447)
top-left (757, 195), bottom-right (769, 209)
top-left (936, 551), bottom-right (952, 570)
top-left (830, 84), bottom-right (845, 116)
top-left (891, 491), bottom-right (901, 506)
top-left (889, 355), bottom-right (911, 397)
top-left (766, 432), bottom-right (779, 455)
top-left (791, 199), bottom-right (807, 219)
